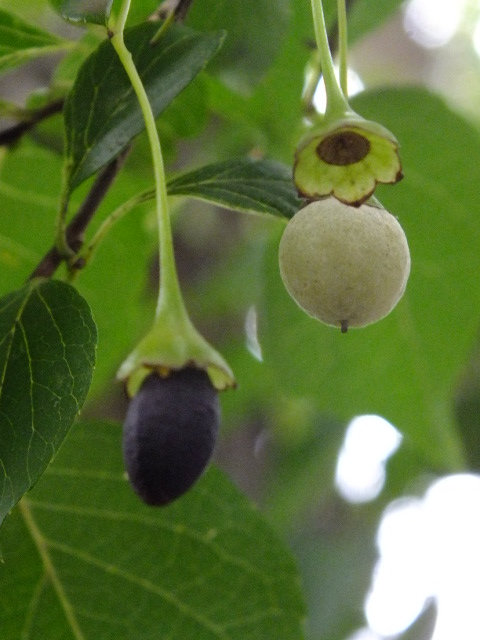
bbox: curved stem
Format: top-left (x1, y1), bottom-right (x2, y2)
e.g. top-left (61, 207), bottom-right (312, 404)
top-left (337, 0), bottom-right (348, 97)
top-left (109, 3), bottom-right (189, 325)
top-left (110, 0), bottom-right (131, 33)
top-left (150, 10), bottom-right (175, 45)
top-left (310, 0), bottom-right (350, 120)
top-left (78, 188), bottom-right (154, 268)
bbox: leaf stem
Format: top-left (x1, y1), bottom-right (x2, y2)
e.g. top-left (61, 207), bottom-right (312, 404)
top-left (29, 151), bottom-right (129, 280)
top-left (109, 3), bottom-right (190, 326)
top-left (171, 0), bottom-right (196, 21)
top-left (149, 0), bottom-right (195, 44)
top-left (149, 10), bottom-right (176, 45)
top-left (78, 188), bottom-right (154, 268)
top-left (310, 0), bottom-right (350, 120)
top-left (111, 0), bottom-right (131, 34)
top-left (337, 0), bottom-right (348, 97)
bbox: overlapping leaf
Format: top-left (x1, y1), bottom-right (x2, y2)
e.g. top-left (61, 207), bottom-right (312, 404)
top-left (168, 158), bottom-right (302, 218)
top-left (56, 0), bottom-right (114, 25)
top-left (0, 279), bottom-right (97, 526)
top-left (92, 157), bottom-right (300, 233)
top-left (0, 8), bottom-right (69, 74)
top-left (1, 420), bottom-right (306, 639)
top-left (187, 0), bottom-right (290, 88)
top-left (64, 21), bottom-right (224, 190)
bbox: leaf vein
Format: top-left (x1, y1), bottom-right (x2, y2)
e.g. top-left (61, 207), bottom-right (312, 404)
top-left (44, 538), bottom-right (231, 639)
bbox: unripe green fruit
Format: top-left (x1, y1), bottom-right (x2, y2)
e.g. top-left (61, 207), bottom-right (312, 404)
top-left (278, 198), bottom-right (410, 331)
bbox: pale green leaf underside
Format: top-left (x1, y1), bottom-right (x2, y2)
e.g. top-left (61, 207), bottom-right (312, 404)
top-left (0, 420), bottom-right (306, 639)
top-left (59, 0), bottom-right (114, 25)
top-left (168, 158), bottom-right (302, 219)
top-left (64, 21), bottom-right (224, 190)
top-left (0, 8), bottom-right (68, 74)
top-left (0, 280), bottom-right (97, 526)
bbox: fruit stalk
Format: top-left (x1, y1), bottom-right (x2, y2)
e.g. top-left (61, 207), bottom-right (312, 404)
top-left (310, 0), bottom-right (350, 121)
top-left (109, 1), bottom-right (191, 329)
top-left (337, 0), bottom-right (348, 97)
top-left (108, 2), bottom-right (232, 506)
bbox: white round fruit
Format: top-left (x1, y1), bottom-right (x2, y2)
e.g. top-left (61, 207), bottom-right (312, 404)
top-left (278, 198), bottom-right (410, 331)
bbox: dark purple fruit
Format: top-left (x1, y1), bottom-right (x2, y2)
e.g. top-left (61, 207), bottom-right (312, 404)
top-left (123, 367), bottom-right (220, 506)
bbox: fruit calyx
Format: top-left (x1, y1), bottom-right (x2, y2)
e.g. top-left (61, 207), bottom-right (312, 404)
top-left (294, 116), bottom-right (402, 207)
top-left (117, 309), bottom-right (235, 396)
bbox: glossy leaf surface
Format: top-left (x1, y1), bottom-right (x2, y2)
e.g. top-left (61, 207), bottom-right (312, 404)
top-left (58, 0), bottom-right (114, 25)
top-left (64, 21), bottom-right (224, 190)
top-left (168, 158), bottom-right (302, 219)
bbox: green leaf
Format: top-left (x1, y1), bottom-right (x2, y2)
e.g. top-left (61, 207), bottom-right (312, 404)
top-left (160, 76), bottom-right (209, 142)
top-left (0, 279), bottom-right (97, 526)
top-left (52, 0), bottom-right (158, 26)
top-left (58, 0), bottom-right (114, 25)
top-left (0, 139), bottom-right (156, 398)
top-left (168, 158), bottom-right (302, 219)
top-left (187, 0), bottom-right (290, 90)
top-left (203, 0), bottom-right (406, 162)
top-left (64, 21), bottom-right (225, 191)
top-left (1, 420), bottom-right (306, 639)
top-left (51, 30), bottom-right (104, 94)
top-left (0, 8), bottom-right (69, 74)
top-left (261, 88), bottom-right (480, 473)
top-left (204, 0), bottom-right (312, 162)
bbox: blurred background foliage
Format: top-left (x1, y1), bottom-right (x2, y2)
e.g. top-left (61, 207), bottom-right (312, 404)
top-left (2, 0), bottom-right (480, 638)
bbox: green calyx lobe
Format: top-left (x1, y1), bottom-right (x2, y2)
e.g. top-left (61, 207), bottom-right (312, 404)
top-left (117, 311), bottom-right (235, 397)
top-left (293, 116), bottom-right (402, 206)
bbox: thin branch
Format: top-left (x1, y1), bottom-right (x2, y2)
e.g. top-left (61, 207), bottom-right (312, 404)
top-left (0, 99), bottom-right (65, 147)
top-left (173, 0), bottom-right (195, 21)
top-left (148, 0), bottom-right (196, 45)
top-left (29, 148), bottom-right (130, 280)
top-left (150, 0), bottom-right (195, 22)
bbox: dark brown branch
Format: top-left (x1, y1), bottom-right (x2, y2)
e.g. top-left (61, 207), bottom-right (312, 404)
top-left (29, 147), bottom-right (130, 280)
top-left (0, 99), bottom-right (65, 147)
top-left (150, 0), bottom-right (195, 23)
top-left (173, 0), bottom-right (195, 21)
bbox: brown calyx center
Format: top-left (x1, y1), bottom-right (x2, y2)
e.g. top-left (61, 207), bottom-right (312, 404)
top-left (317, 131), bottom-right (370, 166)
